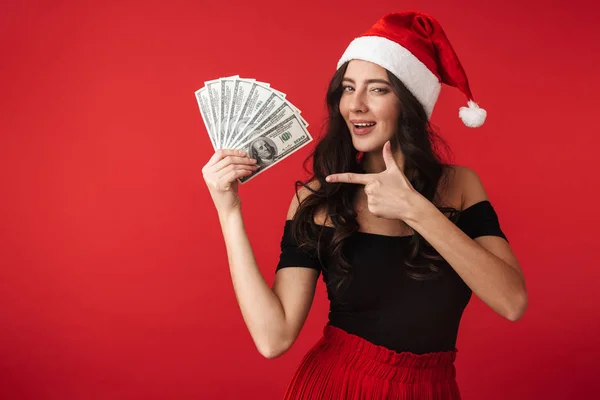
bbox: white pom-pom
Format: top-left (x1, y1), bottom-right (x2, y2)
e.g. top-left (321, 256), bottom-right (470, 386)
top-left (459, 100), bottom-right (487, 128)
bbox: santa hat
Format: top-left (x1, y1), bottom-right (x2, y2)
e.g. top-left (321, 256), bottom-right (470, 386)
top-left (337, 11), bottom-right (486, 128)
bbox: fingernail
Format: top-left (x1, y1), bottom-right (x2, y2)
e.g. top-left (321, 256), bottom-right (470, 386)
top-left (325, 176), bottom-right (331, 182)
top-left (250, 158), bottom-right (257, 163)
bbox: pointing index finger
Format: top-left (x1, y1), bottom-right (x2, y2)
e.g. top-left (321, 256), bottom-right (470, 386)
top-left (326, 172), bottom-right (373, 185)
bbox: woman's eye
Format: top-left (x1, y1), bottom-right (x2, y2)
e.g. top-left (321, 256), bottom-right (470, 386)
top-left (342, 85), bottom-right (354, 92)
top-left (372, 87), bottom-right (389, 94)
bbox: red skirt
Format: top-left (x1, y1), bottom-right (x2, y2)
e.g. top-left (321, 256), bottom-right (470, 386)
top-left (282, 325), bottom-right (461, 400)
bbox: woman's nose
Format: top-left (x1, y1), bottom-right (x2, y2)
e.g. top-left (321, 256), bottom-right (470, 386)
top-left (349, 91), bottom-right (368, 113)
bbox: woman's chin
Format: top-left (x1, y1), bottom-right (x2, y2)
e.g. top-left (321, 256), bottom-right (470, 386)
top-left (351, 136), bottom-right (387, 153)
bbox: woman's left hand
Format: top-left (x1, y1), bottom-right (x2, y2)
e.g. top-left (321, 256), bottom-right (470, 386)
top-left (325, 141), bottom-right (426, 221)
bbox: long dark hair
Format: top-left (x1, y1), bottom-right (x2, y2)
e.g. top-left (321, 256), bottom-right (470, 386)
top-left (291, 62), bottom-right (460, 291)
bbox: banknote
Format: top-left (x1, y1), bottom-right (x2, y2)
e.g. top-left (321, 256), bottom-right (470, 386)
top-left (229, 101), bottom-right (307, 149)
top-left (218, 75), bottom-right (238, 148)
top-left (223, 78), bottom-right (255, 149)
top-left (195, 86), bottom-right (218, 149)
top-left (226, 81), bottom-right (282, 149)
top-left (230, 91), bottom-right (287, 147)
top-left (205, 79), bottom-right (221, 148)
top-left (237, 113), bottom-right (313, 183)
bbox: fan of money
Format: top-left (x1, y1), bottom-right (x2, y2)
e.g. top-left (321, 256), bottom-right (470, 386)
top-left (195, 75), bottom-right (313, 183)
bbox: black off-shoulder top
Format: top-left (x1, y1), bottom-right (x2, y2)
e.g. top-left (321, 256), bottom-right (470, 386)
top-left (275, 200), bottom-right (508, 354)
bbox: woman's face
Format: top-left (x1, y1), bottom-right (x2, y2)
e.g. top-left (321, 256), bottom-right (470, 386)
top-left (339, 60), bottom-right (401, 153)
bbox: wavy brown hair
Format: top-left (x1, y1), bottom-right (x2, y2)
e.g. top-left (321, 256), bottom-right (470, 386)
top-left (290, 62), bottom-right (461, 292)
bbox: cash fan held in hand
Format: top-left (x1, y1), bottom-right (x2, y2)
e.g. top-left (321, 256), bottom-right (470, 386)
top-left (195, 75), bottom-right (313, 183)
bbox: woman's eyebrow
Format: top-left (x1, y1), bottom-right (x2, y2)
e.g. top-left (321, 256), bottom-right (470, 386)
top-left (342, 78), bottom-right (391, 86)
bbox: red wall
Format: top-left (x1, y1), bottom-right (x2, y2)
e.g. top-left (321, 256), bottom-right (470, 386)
top-left (1, 0), bottom-right (598, 398)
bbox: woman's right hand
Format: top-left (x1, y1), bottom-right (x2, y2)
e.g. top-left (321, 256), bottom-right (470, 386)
top-left (202, 149), bottom-right (259, 214)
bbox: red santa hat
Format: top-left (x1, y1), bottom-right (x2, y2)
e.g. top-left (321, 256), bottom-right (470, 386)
top-left (337, 11), bottom-right (487, 128)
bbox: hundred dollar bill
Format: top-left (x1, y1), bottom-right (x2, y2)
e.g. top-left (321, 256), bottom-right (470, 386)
top-left (237, 113), bottom-right (313, 184)
top-left (230, 100), bottom-right (307, 149)
top-left (256, 84), bottom-right (304, 115)
top-left (219, 75), bottom-right (238, 149)
top-left (226, 82), bottom-right (279, 149)
top-left (231, 91), bottom-right (287, 147)
top-left (260, 83), bottom-right (285, 98)
top-left (255, 82), bottom-right (302, 113)
top-left (261, 85), bottom-right (303, 114)
top-left (205, 79), bottom-right (221, 148)
top-left (223, 78), bottom-right (255, 149)
top-left (195, 86), bottom-right (218, 150)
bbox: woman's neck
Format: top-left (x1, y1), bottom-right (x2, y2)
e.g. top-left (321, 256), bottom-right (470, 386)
top-left (361, 150), bottom-right (406, 174)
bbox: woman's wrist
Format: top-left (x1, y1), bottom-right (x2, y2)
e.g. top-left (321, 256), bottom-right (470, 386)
top-left (218, 206), bottom-right (243, 227)
top-left (403, 192), bottom-right (435, 224)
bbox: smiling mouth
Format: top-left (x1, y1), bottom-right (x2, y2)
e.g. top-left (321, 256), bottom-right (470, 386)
top-left (350, 121), bottom-right (377, 136)
top-left (352, 122), bottom-right (376, 128)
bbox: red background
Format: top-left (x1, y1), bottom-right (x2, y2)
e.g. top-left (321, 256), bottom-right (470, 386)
top-left (1, 0), bottom-right (598, 399)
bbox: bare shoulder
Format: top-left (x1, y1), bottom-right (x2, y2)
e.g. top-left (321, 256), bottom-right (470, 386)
top-left (286, 179), bottom-right (321, 220)
top-left (436, 165), bottom-right (489, 211)
top-left (451, 167), bottom-right (523, 276)
top-left (452, 165), bottom-right (490, 210)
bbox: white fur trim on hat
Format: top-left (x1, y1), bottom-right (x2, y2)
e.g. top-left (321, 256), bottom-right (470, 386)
top-left (337, 36), bottom-right (441, 118)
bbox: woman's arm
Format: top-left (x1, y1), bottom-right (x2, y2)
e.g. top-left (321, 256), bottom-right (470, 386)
top-left (219, 204), bottom-right (318, 359)
top-left (203, 150), bottom-right (319, 358)
top-left (407, 166), bottom-right (528, 321)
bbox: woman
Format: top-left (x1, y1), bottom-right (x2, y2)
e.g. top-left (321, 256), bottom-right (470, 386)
top-left (202, 10), bottom-right (528, 400)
